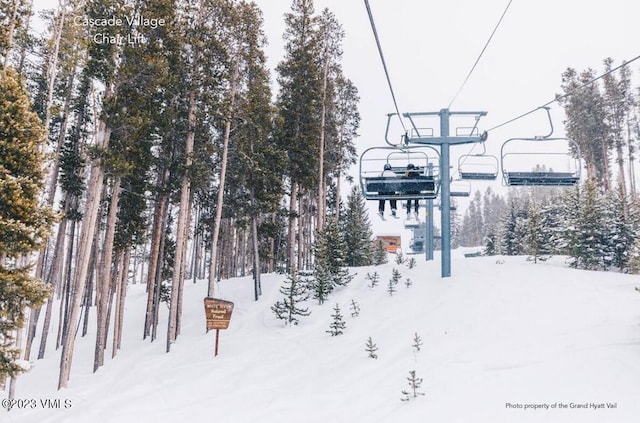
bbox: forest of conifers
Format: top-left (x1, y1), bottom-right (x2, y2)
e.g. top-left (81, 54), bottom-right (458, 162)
top-left (1, 0), bottom-right (639, 393)
top-left (1, 0), bottom-right (362, 390)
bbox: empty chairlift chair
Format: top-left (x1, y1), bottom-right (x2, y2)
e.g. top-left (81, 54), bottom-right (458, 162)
top-left (449, 179), bottom-right (471, 197)
top-left (500, 137), bottom-right (582, 187)
top-left (457, 153), bottom-right (499, 180)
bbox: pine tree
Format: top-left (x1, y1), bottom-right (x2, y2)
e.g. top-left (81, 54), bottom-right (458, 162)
top-left (607, 185), bottom-right (636, 272)
top-left (0, 67), bottom-right (54, 379)
top-left (275, 0), bottom-right (323, 271)
top-left (365, 336), bottom-right (378, 359)
top-left (525, 199), bottom-right (550, 263)
top-left (349, 299), bottom-right (360, 317)
top-left (539, 198), bottom-right (565, 256)
top-left (401, 370), bottom-right (425, 401)
top-left (272, 271), bottom-right (311, 325)
top-left (412, 332), bottom-right (423, 352)
top-left (387, 278), bottom-right (397, 296)
top-left (365, 271), bottom-right (379, 288)
top-left (312, 216), bottom-right (353, 302)
top-left (406, 257), bottom-right (417, 269)
top-left (483, 225), bottom-right (499, 255)
top-left (404, 278), bottom-right (413, 288)
top-left (567, 180), bottom-right (607, 270)
top-left (501, 197), bottom-right (526, 256)
top-left (312, 259), bottom-right (332, 305)
top-left (390, 268), bottom-right (402, 286)
top-left (558, 67), bottom-right (611, 188)
top-left (343, 186), bottom-right (373, 266)
top-left (372, 239), bottom-right (388, 265)
top-left (326, 303), bottom-right (346, 336)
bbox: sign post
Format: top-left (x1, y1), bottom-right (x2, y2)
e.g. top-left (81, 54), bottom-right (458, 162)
top-left (203, 298), bottom-right (234, 356)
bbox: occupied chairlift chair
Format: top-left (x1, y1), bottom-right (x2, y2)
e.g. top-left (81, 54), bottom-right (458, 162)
top-left (500, 108), bottom-right (582, 187)
top-left (359, 145), bottom-right (440, 201)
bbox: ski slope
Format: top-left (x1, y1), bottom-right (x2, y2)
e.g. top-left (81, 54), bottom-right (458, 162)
top-left (4, 251), bottom-right (640, 423)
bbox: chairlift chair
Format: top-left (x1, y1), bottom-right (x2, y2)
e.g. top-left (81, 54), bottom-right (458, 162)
top-left (359, 145), bottom-right (441, 201)
top-left (500, 137), bottom-right (581, 187)
top-left (457, 139), bottom-right (498, 180)
top-left (449, 179), bottom-right (471, 197)
top-left (457, 153), bottom-right (499, 180)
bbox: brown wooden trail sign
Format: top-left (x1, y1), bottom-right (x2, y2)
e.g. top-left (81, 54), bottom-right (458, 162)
top-left (203, 298), bottom-right (234, 356)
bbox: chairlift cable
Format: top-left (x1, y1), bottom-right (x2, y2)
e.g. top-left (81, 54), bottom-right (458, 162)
top-left (447, 0), bottom-right (514, 109)
top-left (486, 53), bottom-right (640, 133)
top-left (364, 0), bottom-right (408, 133)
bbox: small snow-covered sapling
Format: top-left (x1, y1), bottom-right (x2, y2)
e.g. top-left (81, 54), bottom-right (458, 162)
top-left (326, 303), bottom-right (346, 336)
top-left (365, 271), bottom-right (380, 288)
top-left (365, 336), bottom-right (378, 359)
top-left (406, 257), bottom-right (417, 269)
top-left (401, 370), bottom-right (425, 401)
top-left (350, 299), bottom-right (360, 317)
top-left (412, 332), bottom-right (423, 352)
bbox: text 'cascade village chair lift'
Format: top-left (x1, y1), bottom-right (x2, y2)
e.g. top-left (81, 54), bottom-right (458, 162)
top-left (500, 108), bottom-right (582, 187)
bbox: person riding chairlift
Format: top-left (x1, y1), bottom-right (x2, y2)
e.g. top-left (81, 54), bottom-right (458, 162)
top-left (377, 163), bottom-right (397, 218)
top-left (404, 163), bottom-right (420, 220)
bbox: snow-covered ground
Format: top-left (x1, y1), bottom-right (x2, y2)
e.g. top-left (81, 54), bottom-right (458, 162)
top-left (4, 251), bottom-right (640, 423)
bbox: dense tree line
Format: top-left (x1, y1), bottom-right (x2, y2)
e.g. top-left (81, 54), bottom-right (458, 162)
top-left (482, 182), bottom-right (640, 273)
top-left (0, 0), bottom-right (365, 390)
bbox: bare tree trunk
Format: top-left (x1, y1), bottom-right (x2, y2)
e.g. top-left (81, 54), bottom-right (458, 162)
top-left (1, 0), bottom-right (20, 70)
top-left (251, 211), bottom-right (261, 301)
top-left (176, 196), bottom-right (192, 337)
top-left (167, 83), bottom-right (195, 351)
top-left (94, 176), bottom-right (120, 372)
top-left (317, 53), bottom-right (329, 229)
top-left (207, 56), bottom-right (241, 297)
top-left (190, 206), bottom-right (200, 283)
top-left (628, 123), bottom-right (636, 200)
top-left (35, 211), bottom-right (68, 359)
top-left (297, 193), bottom-right (304, 270)
top-left (7, 325), bottom-right (23, 399)
top-left (287, 182), bottom-right (298, 273)
top-left (82, 236), bottom-right (98, 338)
top-left (56, 217), bottom-right (76, 350)
top-left (151, 202), bottom-right (170, 342)
top-left (144, 168), bottom-right (169, 339)
top-left (112, 248), bottom-right (130, 357)
top-left (58, 120), bottom-right (111, 389)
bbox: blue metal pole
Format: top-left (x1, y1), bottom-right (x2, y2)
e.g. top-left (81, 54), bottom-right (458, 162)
top-left (440, 109), bottom-right (451, 277)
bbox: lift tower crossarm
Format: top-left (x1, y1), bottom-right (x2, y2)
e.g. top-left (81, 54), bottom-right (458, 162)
top-left (400, 109), bottom-right (488, 278)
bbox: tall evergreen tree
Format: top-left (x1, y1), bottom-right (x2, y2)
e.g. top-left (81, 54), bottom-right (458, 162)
top-left (500, 197), bottom-right (526, 256)
top-left (559, 67), bottom-right (611, 188)
top-left (0, 67), bottom-right (54, 379)
top-left (275, 0), bottom-right (323, 272)
top-left (222, 1), bottom-right (286, 300)
top-left (343, 186), bottom-right (373, 266)
top-left (606, 185), bottom-right (636, 272)
top-left (311, 216), bottom-right (352, 303)
top-left (525, 199), bottom-right (550, 263)
top-left (566, 180), bottom-right (607, 270)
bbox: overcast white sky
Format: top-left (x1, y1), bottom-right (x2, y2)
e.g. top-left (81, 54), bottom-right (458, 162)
top-left (255, 0), bottom-right (639, 161)
top-left (252, 0), bottom-right (639, 232)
